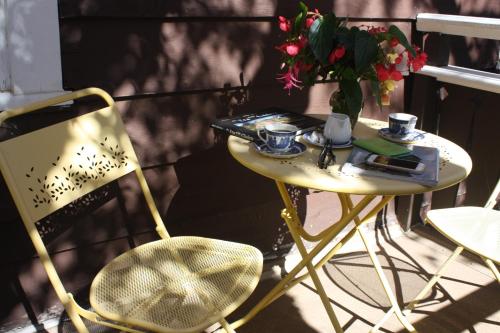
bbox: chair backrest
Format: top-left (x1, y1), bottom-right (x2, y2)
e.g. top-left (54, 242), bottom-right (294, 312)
top-left (485, 178), bottom-right (500, 209)
top-left (0, 87), bottom-right (168, 244)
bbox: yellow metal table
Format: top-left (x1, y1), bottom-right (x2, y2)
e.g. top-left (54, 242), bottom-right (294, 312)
top-left (226, 117), bottom-right (472, 333)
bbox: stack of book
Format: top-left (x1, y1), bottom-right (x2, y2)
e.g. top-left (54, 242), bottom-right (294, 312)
top-left (210, 107), bottom-right (324, 142)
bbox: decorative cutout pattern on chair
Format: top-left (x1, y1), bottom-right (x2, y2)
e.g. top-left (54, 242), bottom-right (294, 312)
top-left (25, 137), bottom-right (129, 208)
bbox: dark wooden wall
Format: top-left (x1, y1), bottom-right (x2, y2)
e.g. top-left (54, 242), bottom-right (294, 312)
top-left (1, 0), bottom-right (498, 331)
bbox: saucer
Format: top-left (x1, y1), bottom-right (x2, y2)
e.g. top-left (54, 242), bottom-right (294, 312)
top-left (253, 141), bottom-right (306, 158)
top-left (302, 131), bottom-right (354, 148)
top-left (378, 128), bottom-right (425, 144)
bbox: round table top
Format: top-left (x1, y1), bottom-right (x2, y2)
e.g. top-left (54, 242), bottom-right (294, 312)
top-left (227, 117), bottom-right (472, 195)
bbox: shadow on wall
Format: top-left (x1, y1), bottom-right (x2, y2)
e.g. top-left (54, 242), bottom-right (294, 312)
top-left (58, 1), bottom-right (318, 250)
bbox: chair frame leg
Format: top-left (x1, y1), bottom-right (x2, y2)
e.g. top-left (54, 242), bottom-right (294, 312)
top-left (403, 245), bottom-right (463, 314)
top-left (220, 318), bottom-right (236, 333)
top-left (482, 257), bottom-right (500, 283)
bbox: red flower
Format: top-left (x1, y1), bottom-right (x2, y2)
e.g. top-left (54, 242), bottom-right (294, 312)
top-left (298, 34), bottom-right (308, 48)
top-left (334, 46), bottom-right (346, 59)
top-left (376, 64), bottom-right (403, 81)
top-left (389, 37), bottom-right (399, 47)
top-left (328, 46), bottom-right (346, 64)
top-left (367, 26), bottom-right (388, 35)
top-left (306, 17), bottom-right (315, 28)
top-left (407, 50), bottom-right (427, 72)
top-left (390, 69), bottom-right (403, 81)
top-left (278, 16), bottom-right (291, 32)
top-left (298, 61), bottom-right (314, 72)
top-left (376, 64), bottom-right (390, 81)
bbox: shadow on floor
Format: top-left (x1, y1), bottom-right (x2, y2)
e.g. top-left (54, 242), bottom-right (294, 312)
top-left (320, 224), bottom-right (499, 333)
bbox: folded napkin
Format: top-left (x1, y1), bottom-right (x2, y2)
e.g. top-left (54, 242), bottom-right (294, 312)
top-left (353, 138), bottom-right (411, 156)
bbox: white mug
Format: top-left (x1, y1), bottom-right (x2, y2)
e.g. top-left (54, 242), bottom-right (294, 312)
top-left (323, 113), bottom-right (351, 145)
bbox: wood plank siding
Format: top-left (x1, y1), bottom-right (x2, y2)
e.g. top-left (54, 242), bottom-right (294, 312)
top-left (0, 0), bottom-right (498, 331)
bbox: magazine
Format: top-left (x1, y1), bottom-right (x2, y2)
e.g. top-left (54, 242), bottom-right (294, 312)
top-left (341, 145), bottom-right (440, 187)
top-left (211, 107), bottom-right (324, 142)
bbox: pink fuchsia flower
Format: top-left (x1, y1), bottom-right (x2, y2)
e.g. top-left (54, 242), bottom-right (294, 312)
top-left (275, 42), bottom-right (302, 57)
top-left (278, 16), bottom-right (291, 32)
top-left (286, 44), bottom-right (300, 56)
top-left (277, 68), bottom-right (303, 95)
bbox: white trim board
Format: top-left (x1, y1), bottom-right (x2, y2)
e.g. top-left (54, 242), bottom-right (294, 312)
top-left (417, 13), bottom-right (500, 40)
top-left (417, 65), bottom-right (500, 94)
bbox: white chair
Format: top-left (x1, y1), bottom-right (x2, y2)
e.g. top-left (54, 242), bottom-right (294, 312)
top-left (404, 178), bottom-right (500, 312)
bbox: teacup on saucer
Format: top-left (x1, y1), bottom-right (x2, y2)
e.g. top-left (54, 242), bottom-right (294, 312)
top-left (253, 141), bottom-right (306, 158)
top-left (378, 128), bottom-right (425, 144)
top-left (388, 113), bottom-right (417, 137)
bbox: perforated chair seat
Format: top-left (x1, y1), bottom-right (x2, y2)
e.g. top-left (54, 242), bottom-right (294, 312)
top-left (426, 206), bottom-right (500, 264)
top-left (90, 236), bottom-right (263, 333)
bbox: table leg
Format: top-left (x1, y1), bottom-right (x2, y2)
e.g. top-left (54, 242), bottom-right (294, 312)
top-left (341, 194), bottom-right (417, 333)
top-left (281, 207), bottom-right (344, 333)
top-left (227, 184), bottom-right (380, 332)
top-left (276, 181), bottom-right (346, 333)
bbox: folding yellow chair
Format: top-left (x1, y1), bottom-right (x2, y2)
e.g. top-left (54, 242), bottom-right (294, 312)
top-left (405, 179), bottom-right (500, 312)
top-left (0, 88), bottom-right (263, 333)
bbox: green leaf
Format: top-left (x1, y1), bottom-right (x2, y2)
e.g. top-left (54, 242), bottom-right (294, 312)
top-left (336, 26), bottom-right (354, 50)
top-left (293, 2), bottom-right (308, 35)
top-left (388, 25), bottom-right (416, 56)
top-left (308, 14), bottom-right (335, 64)
top-left (341, 67), bottom-right (357, 80)
top-left (298, 1), bottom-right (308, 12)
top-left (340, 79), bottom-right (363, 117)
top-left (354, 30), bottom-right (378, 73)
top-left (294, 12), bottom-right (305, 35)
top-left (370, 78), bottom-right (382, 109)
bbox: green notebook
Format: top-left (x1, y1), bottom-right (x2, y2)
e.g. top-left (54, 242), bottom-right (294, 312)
top-left (353, 138), bottom-right (411, 156)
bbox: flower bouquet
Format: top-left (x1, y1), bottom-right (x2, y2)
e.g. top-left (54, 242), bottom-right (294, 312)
top-left (276, 2), bottom-right (427, 124)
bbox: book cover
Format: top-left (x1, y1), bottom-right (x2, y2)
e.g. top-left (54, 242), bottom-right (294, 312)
top-left (211, 107), bottom-right (324, 142)
top-left (341, 145), bottom-right (440, 187)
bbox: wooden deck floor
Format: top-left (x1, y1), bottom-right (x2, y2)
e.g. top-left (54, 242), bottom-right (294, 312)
top-left (226, 224), bottom-right (499, 333)
top-left (48, 224), bottom-right (499, 333)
